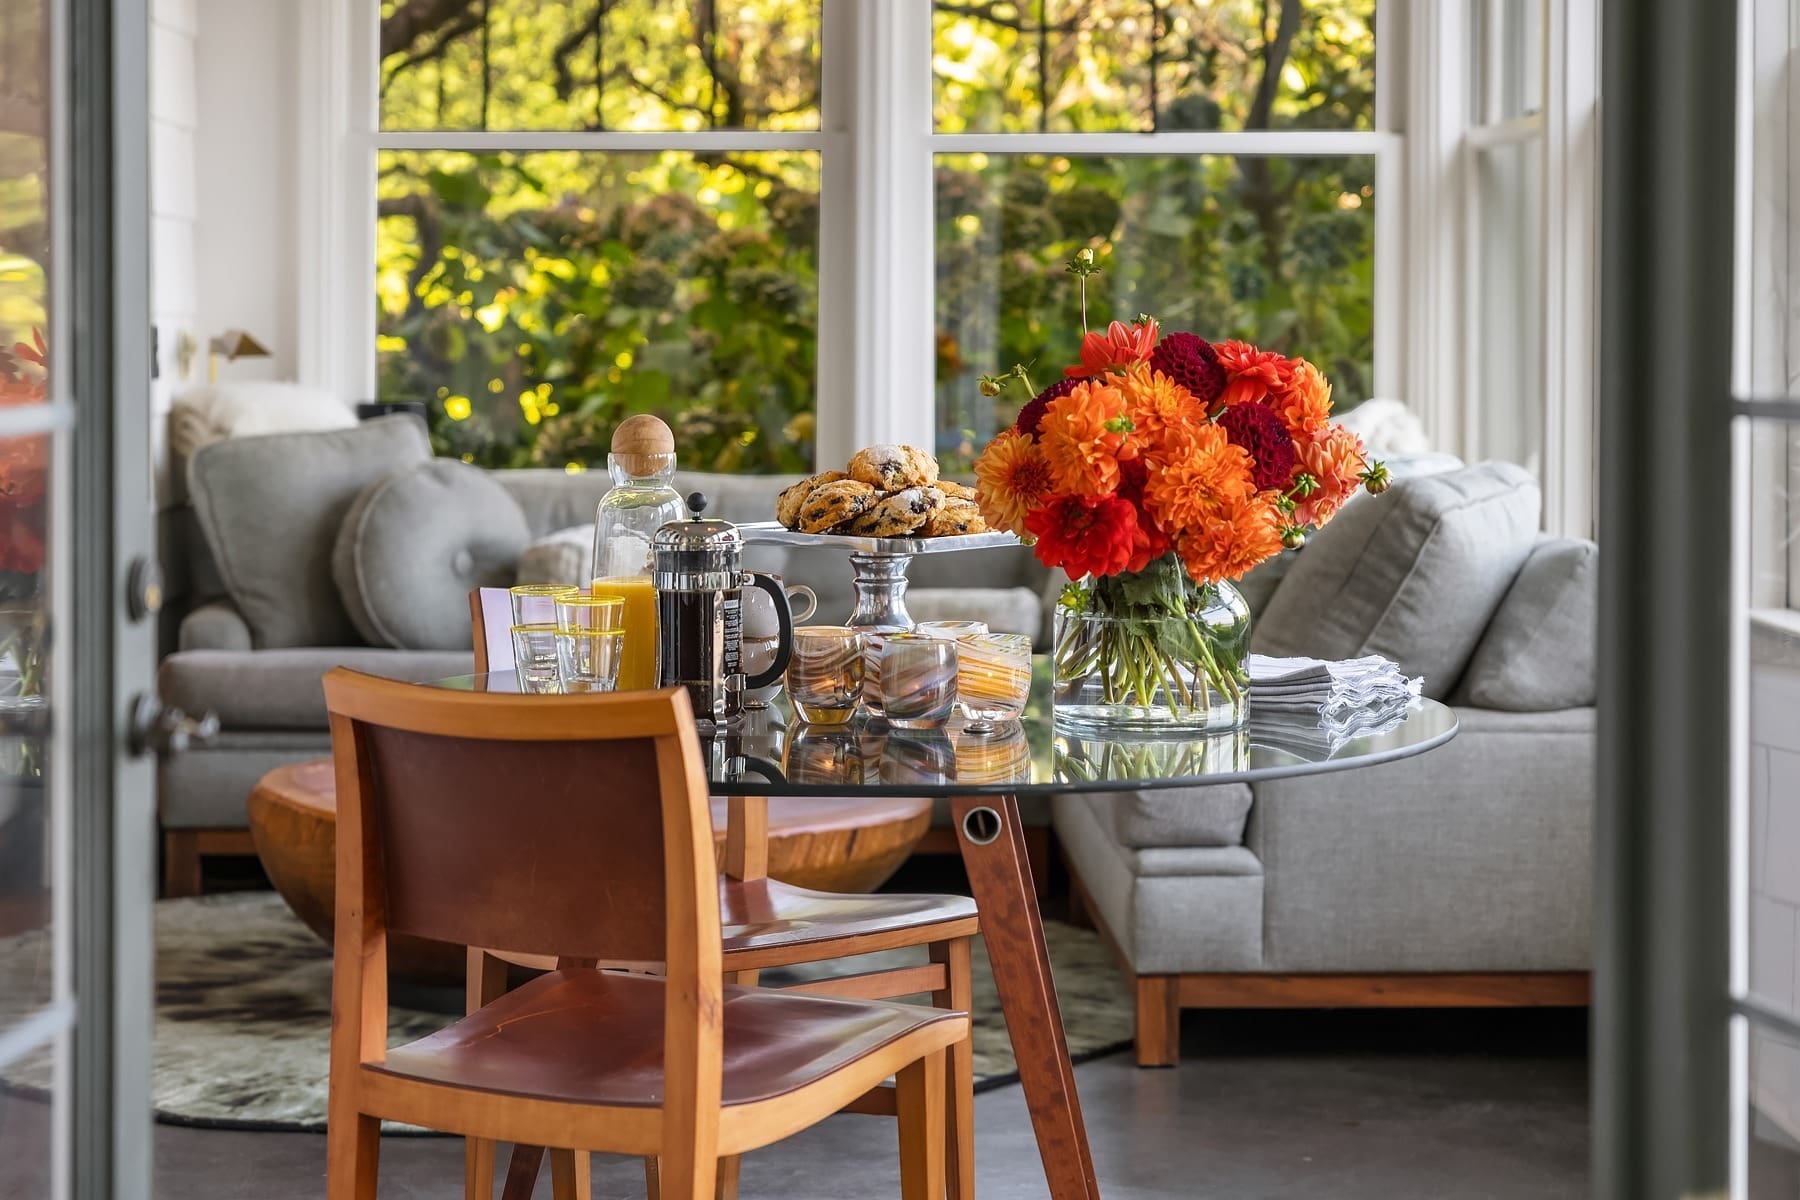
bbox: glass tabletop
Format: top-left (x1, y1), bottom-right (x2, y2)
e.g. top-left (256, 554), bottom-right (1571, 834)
top-left (428, 660), bottom-right (1458, 799)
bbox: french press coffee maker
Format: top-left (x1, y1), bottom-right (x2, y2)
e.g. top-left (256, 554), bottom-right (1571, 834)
top-left (652, 503), bottom-right (797, 725)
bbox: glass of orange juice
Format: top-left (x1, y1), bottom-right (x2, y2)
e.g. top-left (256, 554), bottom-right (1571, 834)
top-left (590, 574), bottom-right (658, 690)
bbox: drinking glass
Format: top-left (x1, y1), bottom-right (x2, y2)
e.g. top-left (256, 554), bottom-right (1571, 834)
top-left (878, 634), bottom-right (958, 730)
top-left (786, 626), bottom-right (864, 725)
top-left (554, 595), bottom-right (626, 693)
top-left (858, 624), bottom-right (909, 718)
top-left (915, 619), bottom-right (990, 641)
top-left (510, 583), bottom-right (578, 627)
top-left (954, 632), bottom-right (1033, 729)
top-left (510, 624), bottom-right (562, 693)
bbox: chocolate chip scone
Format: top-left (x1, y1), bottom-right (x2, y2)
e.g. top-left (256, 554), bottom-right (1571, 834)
top-left (847, 443), bottom-right (940, 491)
top-left (776, 469), bottom-right (848, 529)
top-left (797, 479), bottom-right (879, 533)
top-left (937, 480), bottom-right (977, 502)
top-left (838, 486), bottom-right (944, 537)
top-left (923, 499), bottom-right (987, 537)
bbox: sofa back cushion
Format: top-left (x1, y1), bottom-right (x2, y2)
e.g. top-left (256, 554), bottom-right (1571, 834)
top-left (186, 415), bottom-right (431, 648)
top-left (334, 460), bottom-right (531, 650)
top-left (1252, 461), bottom-right (1541, 698)
top-left (1453, 536), bottom-right (1597, 710)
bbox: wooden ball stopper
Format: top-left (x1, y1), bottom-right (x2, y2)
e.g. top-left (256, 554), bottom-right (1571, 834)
top-left (611, 414), bottom-right (676, 475)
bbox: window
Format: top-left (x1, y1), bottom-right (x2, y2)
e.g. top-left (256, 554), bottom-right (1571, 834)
top-left (374, 1), bottom-right (825, 473)
top-left (1464, 0), bottom-right (1547, 479)
top-left (360, 0), bottom-right (1394, 477)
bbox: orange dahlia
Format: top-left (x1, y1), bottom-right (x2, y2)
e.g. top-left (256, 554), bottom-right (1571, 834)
top-left (1176, 498), bottom-right (1284, 585)
top-left (1064, 318), bottom-right (1160, 379)
top-left (1139, 423), bottom-right (1257, 534)
top-left (1116, 367), bottom-right (1205, 444)
top-left (1291, 424), bottom-right (1367, 528)
top-left (1215, 340), bottom-right (1295, 408)
top-left (1037, 379), bottom-right (1139, 496)
top-left (973, 428), bottom-right (1055, 537)
top-left (1269, 357), bottom-right (1333, 436)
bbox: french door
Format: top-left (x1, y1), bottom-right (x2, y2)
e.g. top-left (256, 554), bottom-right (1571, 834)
top-left (0, 0), bottom-right (158, 1198)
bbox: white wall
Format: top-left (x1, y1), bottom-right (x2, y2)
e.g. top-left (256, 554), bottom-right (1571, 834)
top-left (192, 0), bottom-right (301, 384)
top-left (1750, 650), bottom-right (1800, 1146)
top-left (150, 0), bottom-right (198, 500)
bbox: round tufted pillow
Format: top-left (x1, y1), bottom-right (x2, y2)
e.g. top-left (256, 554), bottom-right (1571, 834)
top-left (333, 460), bottom-right (531, 650)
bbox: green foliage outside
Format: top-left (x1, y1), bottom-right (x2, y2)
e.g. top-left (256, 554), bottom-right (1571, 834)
top-left (375, 0), bottom-right (1376, 475)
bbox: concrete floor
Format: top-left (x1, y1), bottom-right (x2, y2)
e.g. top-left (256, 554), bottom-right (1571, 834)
top-left (3, 1007), bottom-right (1596, 1199)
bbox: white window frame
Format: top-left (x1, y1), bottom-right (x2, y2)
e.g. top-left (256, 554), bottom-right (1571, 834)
top-left (1435, 0), bottom-right (1599, 536)
top-left (297, 0), bottom-right (1593, 510)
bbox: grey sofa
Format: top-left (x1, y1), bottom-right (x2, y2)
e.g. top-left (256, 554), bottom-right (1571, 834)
top-left (1052, 461), bottom-right (1596, 1066)
top-left (155, 416), bottom-right (1051, 892)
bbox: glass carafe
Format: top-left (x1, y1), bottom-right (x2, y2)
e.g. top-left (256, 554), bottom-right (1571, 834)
top-left (590, 415), bottom-right (688, 690)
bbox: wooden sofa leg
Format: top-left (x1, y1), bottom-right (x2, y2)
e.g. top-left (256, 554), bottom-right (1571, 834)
top-left (1135, 976), bottom-right (1180, 1068)
top-left (163, 831), bottom-right (203, 898)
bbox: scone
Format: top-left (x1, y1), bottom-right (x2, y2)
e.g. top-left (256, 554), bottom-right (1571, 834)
top-left (847, 444), bottom-right (940, 491)
top-left (923, 499), bottom-right (986, 537)
top-left (777, 469), bottom-right (848, 528)
top-left (937, 480), bottom-right (977, 502)
top-left (797, 479), bottom-right (879, 533)
top-left (839, 486), bottom-right (944, 537)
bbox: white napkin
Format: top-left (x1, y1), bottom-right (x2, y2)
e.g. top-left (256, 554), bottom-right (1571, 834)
top-left (1247, 653), bottom-right (1423, 719)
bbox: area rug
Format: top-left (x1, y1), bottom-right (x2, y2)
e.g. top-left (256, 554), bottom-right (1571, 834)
top-left (0, 891), bottom-right (1131, 1133)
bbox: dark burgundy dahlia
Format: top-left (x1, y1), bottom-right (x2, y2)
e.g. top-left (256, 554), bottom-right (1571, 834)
top-left (1217, 400), bottom-right (1298, 491)
top-left (1149, 331), bottom-right (1226, 408)
top-left (1014, 377), bottom-right (1080, 437)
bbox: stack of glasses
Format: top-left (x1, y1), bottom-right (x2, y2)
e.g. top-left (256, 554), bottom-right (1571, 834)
top-left (784, 619), bottom-right (1033, 732)
top-left (508, 584), bottom-right (627, 694)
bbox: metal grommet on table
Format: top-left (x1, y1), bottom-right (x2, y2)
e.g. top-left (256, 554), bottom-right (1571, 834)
top-left (961, 805), bottom-right (1003, 846)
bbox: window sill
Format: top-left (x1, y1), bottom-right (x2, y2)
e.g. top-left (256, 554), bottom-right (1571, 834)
top-left (1750, 609), bottom-right (1800, 669)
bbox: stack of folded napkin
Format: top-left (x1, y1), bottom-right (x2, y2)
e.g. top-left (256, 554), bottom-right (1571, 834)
top-left (1246, 654), bottom-right (1423, 757)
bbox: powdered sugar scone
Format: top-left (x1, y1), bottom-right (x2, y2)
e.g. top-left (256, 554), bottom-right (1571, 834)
top-left (923, 498), bottom-right (987, 537)
top-left (776, 469), bottom-right (848, 529)
top-left (839, 486), bottom-right (944, 537)
top-left (847, 444), bottom-right (939, 491)
top-left (797, 479), bottom-right (879, 533)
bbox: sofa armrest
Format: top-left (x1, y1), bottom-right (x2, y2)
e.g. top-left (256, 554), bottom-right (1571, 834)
top-left (177, 602), bottom-right (253, 652)
top-left (1245, 704), bottom-right (1594, 972)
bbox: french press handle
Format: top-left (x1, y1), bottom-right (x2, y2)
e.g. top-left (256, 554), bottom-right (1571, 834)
top-left (743, 571), bottom-right (795, 691)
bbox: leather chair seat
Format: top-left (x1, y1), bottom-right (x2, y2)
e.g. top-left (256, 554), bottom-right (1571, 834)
top-left (373, 968), bottom-right (968, 1108)
top-left (489, 877), bottom-right (980, 974)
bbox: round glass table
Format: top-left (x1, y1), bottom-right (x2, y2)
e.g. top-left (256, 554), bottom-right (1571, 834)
top-left (426, 664), bottom-right (1456, 1200)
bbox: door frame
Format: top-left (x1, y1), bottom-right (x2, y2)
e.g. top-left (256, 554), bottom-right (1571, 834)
top-left (67, 0), bottom-right (157, 1197)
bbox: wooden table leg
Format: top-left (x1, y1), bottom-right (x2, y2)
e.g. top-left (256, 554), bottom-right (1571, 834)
top-left (951, 794), bottom-right (1101, 1200)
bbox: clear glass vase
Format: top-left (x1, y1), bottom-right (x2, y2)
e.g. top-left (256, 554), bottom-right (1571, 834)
top-left (1051, 564), bottom-right (1251, 734)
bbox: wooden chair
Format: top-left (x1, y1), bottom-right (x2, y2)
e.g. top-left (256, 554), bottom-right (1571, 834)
top-left (467, 588), bottom-right (979, 1200)
top-left (323, 669), bottom-right (968, 1200)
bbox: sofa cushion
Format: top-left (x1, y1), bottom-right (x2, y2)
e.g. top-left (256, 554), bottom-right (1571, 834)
top-left (1062, 784), bottom-right (1255, 849)
top-left (334, 460), bottom-right (530, 650)
top-left (186, 415), bottom-right (431, 648)
top-left (516, 523), bottom-right (591, 587)
top-left (1455, 537), bottom-right (1598, 711)
top-left (159, 648), bottom-right (475, 730)
top-left (1253, 462), bottom-right (1541, 699)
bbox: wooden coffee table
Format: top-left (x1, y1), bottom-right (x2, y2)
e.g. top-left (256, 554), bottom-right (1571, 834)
top-left (246, 759), bottom-right (933, 984)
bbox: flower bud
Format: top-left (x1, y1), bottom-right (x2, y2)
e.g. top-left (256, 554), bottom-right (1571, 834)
top-left (1076, 248), bottom-right (1095, 266)
top-left (978, 377), bottom-right (1002, 397)
top-left (1360, 460), bottom-right (1392, 494)
top-left (1281, 527), bottom-right (1308, 549)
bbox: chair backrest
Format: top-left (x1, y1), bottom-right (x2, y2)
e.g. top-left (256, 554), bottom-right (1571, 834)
top-left (470, 586), bottom-right (517, 672)
top-left (323, 668), bottom-right (720, 970)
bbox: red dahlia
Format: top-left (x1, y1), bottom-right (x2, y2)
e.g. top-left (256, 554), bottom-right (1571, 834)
top-left (1149, 331), bottom-right (1227, 408)
top-left (1024, 493), bottom-right (1139, 579)
top-left (1217, 400), bottom-right (1298, 491)
top-left (1015, 378), bottom-right (1080, 438)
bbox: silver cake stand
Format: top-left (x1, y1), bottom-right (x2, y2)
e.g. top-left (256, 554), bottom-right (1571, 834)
top-left (737, 521), bottom-right (1022, 629)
